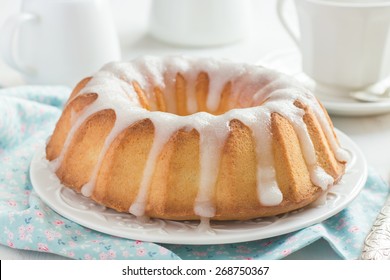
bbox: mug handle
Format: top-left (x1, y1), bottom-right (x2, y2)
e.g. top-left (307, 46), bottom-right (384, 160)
top-left (276, 0), bottom-right (300, 47)
top-left (0, 13), bottom-right (38, 75)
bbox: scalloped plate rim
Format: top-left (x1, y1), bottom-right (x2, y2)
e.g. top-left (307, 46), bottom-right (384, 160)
top-left (30, 129), bottom-right (367, 245)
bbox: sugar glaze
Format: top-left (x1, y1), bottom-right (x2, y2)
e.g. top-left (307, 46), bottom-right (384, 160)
top-left (51, 56), bottom-right (348, 221)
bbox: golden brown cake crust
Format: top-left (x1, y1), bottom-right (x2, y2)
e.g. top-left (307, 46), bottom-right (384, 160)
top-left (46, 57), bottom-right (346, 221)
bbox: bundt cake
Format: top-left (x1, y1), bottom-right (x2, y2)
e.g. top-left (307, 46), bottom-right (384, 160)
top-left (46, 56), bottom-right (348, 222)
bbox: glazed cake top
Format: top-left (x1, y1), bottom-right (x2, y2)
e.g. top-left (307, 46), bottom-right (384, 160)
top-left (53, 56), bottom-right (348, 220)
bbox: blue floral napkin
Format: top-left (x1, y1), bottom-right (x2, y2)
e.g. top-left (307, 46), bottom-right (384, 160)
top-left (0, 86), bottom-right (388, 260)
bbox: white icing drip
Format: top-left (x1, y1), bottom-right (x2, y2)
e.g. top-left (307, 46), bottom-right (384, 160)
top-left (197, 217), bottom-right (213, 233)
top-left (310, 104), bottom-right (350, 163)
top-left (52, 55), bottom-right (347, 219)
top-left (311, 166), bottom-right (334, 190)
top-left (228, 109), bottom-right (283, 206)
top-left (285, 107), bottom-right (335, 189)
top-left (52, 88), bottom-right (131, 172)
top-left (205, 63), bottom-right (227, 112)
top-left (129, 118), bottom-right (176, 216)
top-left (81, 106), bottom-right (146, 197)
top-left (335, 149), bottom-right (349, 162)
top-left (261, 89), bottom-right (336, 191)
top-left (194, 115), bottom-right (229, 217)
top-left (79, 90), bottom-right (144, 197)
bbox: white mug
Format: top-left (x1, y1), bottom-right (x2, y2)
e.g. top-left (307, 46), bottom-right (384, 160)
top-left (0, 0), bottom-right (121, 86)
top-left (277, 0), bottom-right (390, 90)
top-left (149, 0), bottom-right (252, 46)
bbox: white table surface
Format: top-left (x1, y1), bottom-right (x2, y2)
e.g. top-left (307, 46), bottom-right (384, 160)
top-left (0, 0), bottom-right (388, 260)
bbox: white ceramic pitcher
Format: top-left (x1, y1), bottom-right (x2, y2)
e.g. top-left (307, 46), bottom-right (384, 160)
top-left (0, 0), bottom-right (121, 86)
top-left (149, 0), bottom-right (252, 46)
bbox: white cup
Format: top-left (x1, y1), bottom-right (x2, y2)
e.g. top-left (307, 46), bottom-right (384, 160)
top-left (149, 0), bottom-right (252, 47)
top-left (277, 0), bottom-right (390, 90)
top-left (0, 0), bottom-right (121, 86)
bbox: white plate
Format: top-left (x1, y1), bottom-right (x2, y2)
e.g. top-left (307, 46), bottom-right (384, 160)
top-left (30, 129), bottom-right (367, 245)
top-left (258, 49), bottom-right (390, 117)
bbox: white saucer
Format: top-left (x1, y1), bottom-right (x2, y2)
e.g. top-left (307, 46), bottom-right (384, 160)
top-left (30, 129), bottom-right (367, 245)
top-left (258, 49), bottom-right (390, 117)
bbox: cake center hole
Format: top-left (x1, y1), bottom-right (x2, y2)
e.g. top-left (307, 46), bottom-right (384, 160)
top-left (132, 72), bottom-right (250, 116)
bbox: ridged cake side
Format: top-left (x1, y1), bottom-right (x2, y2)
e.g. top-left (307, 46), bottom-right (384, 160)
top-left (46, 56), bottom-right (347, 221)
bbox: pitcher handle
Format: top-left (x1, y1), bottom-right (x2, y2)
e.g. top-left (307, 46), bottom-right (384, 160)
top-left (0, 13), bottom-right (38, 75)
